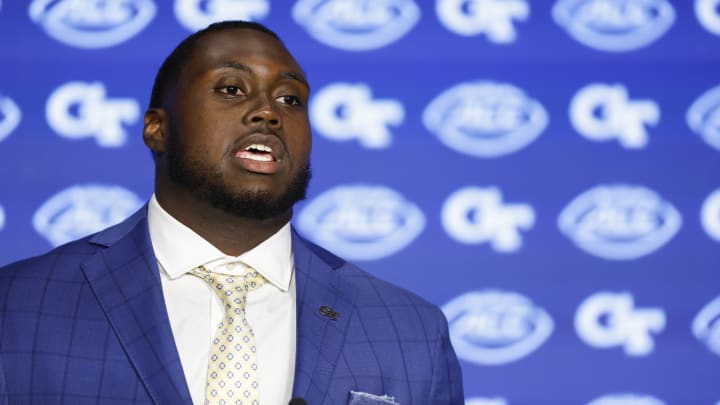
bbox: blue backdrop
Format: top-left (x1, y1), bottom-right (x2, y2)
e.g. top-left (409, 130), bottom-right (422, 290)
top-left (1, 1), bottom-right (719, 403)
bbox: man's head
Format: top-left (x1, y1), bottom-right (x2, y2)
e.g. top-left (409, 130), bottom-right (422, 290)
top-left (143, 21), bottom-right (312, 222)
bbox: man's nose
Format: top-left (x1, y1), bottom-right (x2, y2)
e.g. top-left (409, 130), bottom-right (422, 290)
top-left (245, 99), bottom-right (281, 129)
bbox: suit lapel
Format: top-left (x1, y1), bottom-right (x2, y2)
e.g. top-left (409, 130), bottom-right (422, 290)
top-left (291, 233), bottom-right (358, 403)
top-left (81, 209), bottom-right (191, 404)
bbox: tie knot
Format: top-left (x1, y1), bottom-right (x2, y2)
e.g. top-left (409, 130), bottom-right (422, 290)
top-left (192, 265), bottom-right (266, 308)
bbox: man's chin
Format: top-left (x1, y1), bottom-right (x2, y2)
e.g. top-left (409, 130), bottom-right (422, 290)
top-left (165, 147), bottom-right (311, 220)
top-left (203, 174), bottom-right (310, 220)
top-left (207, 190), bottom-right (293, 220)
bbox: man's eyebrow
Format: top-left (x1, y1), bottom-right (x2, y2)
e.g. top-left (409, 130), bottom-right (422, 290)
top-left (220, 62), bottom-right (253, 73)
top-left (281, 71), bottom-right (310, 90)
top-left (218, 62), bottom-right (310, 89)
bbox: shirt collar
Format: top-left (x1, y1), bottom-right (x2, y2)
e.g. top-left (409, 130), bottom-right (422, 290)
top-left (147, 194), bottom-right (293, 292)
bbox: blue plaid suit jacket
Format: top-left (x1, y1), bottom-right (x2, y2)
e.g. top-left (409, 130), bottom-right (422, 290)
top-left (0, 208), bottom-right (463, 404)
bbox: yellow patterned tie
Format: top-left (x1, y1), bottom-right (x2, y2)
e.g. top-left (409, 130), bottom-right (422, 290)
top-left (192, 265), bottom-right (266, 405)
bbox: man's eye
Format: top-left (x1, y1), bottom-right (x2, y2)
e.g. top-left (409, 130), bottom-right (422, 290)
top-left (219, 86), bottom-right (242, 96)
top-left (276, 95), bottom-right (302, 106)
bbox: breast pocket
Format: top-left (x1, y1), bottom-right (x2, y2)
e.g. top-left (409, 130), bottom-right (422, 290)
top-left (347, 390), bottom-right (400, 405)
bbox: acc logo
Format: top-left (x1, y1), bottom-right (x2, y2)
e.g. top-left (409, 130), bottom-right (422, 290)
top-left (46, 81), bottom-right (140, 147)
top-left (465, 398), bottom-right (507, 405)
top-left (570, 83), bottom-right (659, 149)
top-left (696, 0), bottom-right (720, 36)
top-left (33, 184), bottom-right (143, 247)
top-left (295, 184), bottom-right (425, 260)
top-left (0, 93), bottom-right (21, 144)
top-left (442, 290), bottom-right (553, 365)
top-left (29, 0), bottom-right (157, 49)
top-left (442, 186), bottom-right (534, 252)
top-left (575, 292), bottom-right (665, 356)
top-left (558, 184), bottom-right (681, 260)
top-left (310, 83), bottom-right (404, 148)
top-left (701, 188), bottom-right (720, 242)
top-left (687, 84), bottom-right (720, 151)
top-left (436, 0), bottom-right (529, 43)
top-left (692, 295), bottom-right (720, 356)
top-left (552, 0), bottom-right (675, 52)
top-left (587, 394), bottom-right (666, 405)
top-left (292, 0), bottom-right (421, 51)
top-left (423, 81), bottom-right (548, 158)
top-left (175, 0), bottom-right (269, 32)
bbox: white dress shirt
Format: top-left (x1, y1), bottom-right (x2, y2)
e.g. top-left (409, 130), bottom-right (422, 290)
top-left (147, 195), bottom-right (296, 405)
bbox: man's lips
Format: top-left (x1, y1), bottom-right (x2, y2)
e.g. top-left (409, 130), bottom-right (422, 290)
top-left (236, 143), bottom-right (274, 162)
top-left (232, 134), bottom-right (284, 174)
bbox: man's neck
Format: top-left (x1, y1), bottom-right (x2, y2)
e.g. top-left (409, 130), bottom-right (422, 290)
top-left (155, 188), bottom-right (291, 257)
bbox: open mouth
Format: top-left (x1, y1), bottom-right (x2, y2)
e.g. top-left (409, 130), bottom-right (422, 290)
top-left (235, 143), bottom-right (275, 162)
top-left (232, 137), bottom-right (284, 175)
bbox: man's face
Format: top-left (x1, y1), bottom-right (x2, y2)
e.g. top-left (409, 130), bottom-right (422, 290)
top-left (159, 28), bottom-right (312, 220)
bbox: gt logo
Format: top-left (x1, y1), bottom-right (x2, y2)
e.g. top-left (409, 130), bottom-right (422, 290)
top-left (570, 83), bottom-right (660, 149)
top-left (575, 292), bottom-right (665, 356)
top-left (46, 81), bottom-right (140, 147)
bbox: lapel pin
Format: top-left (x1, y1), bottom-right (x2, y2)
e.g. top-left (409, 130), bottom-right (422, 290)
top-left (319, 305), bottom-right (339, 321)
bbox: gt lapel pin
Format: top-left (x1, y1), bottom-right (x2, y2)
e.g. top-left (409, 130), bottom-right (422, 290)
top-left (319, 305), bottom-right (339, 320)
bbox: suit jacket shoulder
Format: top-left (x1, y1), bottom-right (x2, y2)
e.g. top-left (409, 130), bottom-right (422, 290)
top-left (0, 208), bottom-right (191, 404)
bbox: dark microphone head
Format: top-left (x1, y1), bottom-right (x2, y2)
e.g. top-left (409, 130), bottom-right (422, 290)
top-left (289, 398), bottom-right (307, 405)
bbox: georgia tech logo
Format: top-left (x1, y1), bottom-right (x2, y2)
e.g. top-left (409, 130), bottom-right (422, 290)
top-left (46, 81), bottom-right (140, 147)
top-left (558, 184), bottom-right (681, 260)
top-left (442, 186), bottom-right (534, 252)
top-left (436, 0), bottom-right (529, 43)
top-left (696, 0), bottom-right (720, 36)
top-left (575, 292), bottom-right (665, 356)
top-left (687, 84), bottom-right (720, 151)
top-left (442, 290), bottom-right (553, 365)
top-left (175, 0), bottom-right (269, 32)
top-left (292, 0), bottom-right (421, 51)
top-left (0, 93), bottom-right (21, 144)
top-left (33, 184), bottom-right (142, 247)
top-left (569, 83), bottom-right (660, 149)
top-left (423, 81), bottom-right (548, 158)
top-left (29, 0), bottom-right (157, 49)
top-left (587, 394), bottom-right (666, 405)
top-left (693, 295), bottom-right (720, 357)
top-left (552, 0), bottom-right (675, 52)
top-left (295, 184), bottom-right (425, 260)
top-left (310, 82), bottom-right (404, 148)
top-left (701, 188), bottom-right (720, 242)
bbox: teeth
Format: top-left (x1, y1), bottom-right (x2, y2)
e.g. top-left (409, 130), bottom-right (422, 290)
top-left (245, 144), bottom-right (272, 153)
top-left (244, 154), bottom-right (273, 162)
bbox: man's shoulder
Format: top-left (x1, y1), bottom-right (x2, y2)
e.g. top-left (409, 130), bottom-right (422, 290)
top-left (0, 236), bottom-right (101, 318)
top-left (303, 239), bottom-right (441, 314)
top-left (312, 247), bottom-right (453, 355)
top-left (0, 208), bottom-right (147, 280)
top-left (0, 234), bottom-right (100, 280)
top-left (339, 261), bottom-right (440, 312)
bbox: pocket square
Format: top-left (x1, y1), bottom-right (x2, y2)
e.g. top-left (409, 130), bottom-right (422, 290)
top-left (348, 390), bottom-right (400, 405)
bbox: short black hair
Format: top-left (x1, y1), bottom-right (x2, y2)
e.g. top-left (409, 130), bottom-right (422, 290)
top-left (148, 20), bottom-right (281, 109)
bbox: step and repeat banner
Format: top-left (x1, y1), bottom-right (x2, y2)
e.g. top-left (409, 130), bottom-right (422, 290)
top-left (1, 0), bottom-right (719, 403)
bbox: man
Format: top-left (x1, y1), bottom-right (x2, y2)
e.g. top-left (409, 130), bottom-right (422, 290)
top-left (0, 21), bottom-right (464, 404)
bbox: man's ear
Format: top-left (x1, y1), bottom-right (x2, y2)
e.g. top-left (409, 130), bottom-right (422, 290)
top-left (143, 108), bottom-right (169, 154)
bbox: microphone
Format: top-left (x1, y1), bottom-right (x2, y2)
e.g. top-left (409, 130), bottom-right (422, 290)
top-left (289, 398), bottom-right (307, 405)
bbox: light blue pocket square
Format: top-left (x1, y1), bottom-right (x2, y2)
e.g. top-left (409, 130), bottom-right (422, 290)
top-left (348, 390), bottom-right (400, 405)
